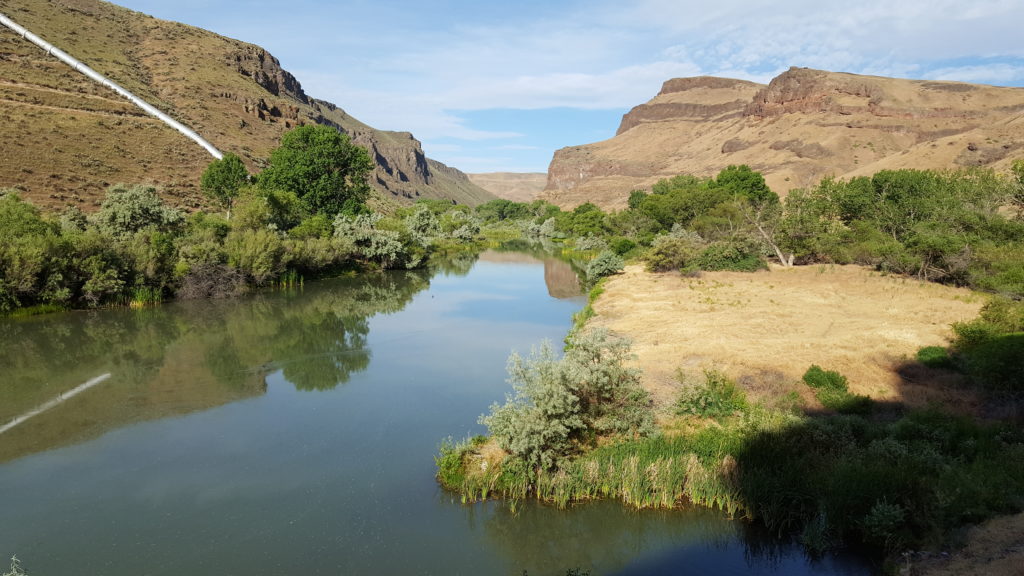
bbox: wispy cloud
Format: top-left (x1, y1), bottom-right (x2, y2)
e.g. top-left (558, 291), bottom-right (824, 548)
top-left (116, 0), bottom-right (1024, 172)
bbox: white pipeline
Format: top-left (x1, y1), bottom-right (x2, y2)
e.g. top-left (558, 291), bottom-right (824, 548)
top-left (0, 373), bottom-right (112, 435)
top-left (0, 12), bottom-right (223, 159)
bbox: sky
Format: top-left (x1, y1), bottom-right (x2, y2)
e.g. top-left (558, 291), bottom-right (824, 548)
top-left (113, 0), bottom-right (1024, 174)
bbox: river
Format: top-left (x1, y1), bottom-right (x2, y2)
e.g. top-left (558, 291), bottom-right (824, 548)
top-left (0, 250), bottom-right (873, 575)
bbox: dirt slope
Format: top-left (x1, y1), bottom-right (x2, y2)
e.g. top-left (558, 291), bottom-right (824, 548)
top-left (467, 172), bottom-right (548, 202)
top-left (589, 264), bottom-right (983, 410)
top-left (0, 0), bottom-right (493, 211)
top-left (544, 68), bottom-right (1024, 209)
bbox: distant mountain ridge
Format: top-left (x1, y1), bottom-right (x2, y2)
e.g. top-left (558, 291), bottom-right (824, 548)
top-left (0, 0), bottom-right (493, 211)
top-left (543, 67), bottom-right (1024, 209)
top-left (467, 172), bottom-right (548, 202)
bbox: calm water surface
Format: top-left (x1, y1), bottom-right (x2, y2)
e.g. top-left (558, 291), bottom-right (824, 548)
top-left (0, 251), bottom-right (874, 575)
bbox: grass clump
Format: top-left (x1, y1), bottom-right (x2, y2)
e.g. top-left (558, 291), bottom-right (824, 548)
top-left (951, 297), bottom-right (1024, 391)
top-left (916, 345), bottom-right (954, 369)
top-left (675, 370), bottom-right (748, 420)
top-left (802, 365), bottom-right (872, 414)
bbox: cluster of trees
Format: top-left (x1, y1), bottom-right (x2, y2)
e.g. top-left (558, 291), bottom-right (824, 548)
top-left (0, 125), bottom-right (484, 314)
top-left (471, 163), bottom-right (1024, 299)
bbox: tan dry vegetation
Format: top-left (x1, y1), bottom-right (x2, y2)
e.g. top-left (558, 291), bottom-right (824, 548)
top-left (467, 172), bottom-right (548, 202)
top-left (589, 264), bottom-right (984, 411)
top-left (908, 512), bottom-right (1024, 576)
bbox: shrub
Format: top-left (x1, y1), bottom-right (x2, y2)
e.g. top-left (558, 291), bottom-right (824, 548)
top-left (224, 228), bottom-right (287, 285)
top-left (176, 262), bottom-right (247, 300)
top-left (403, 205), bottom-right (441, 244)
top-left (480, 329), bottom-right (652, 471)
top-left (646, 230), bottom-right (704, 272)
top-left (802, 365), bottom-right (849, 392)
top-left (574, 235), bottom-right (608, 252)
top-left (90, 184), bottom-right (182, 238)
top-left (675, 370), bottom-right (748, 420)
top-left (951, 298), bottom-right (1024, 390)
top-left (585, 250), bottom-right (624, 281)
top-left (692, 240), bottom-right (767, 272)
top-left (917, 346), bottom-right (954, 369)
top-left (609, 237), bottom-right (636, 256)
top-left (802, 365), bottom-right (872, 414)
top-left (232, 187), bottom-right (304, 231)
top-left (288, 214), bottom-right (334, 239)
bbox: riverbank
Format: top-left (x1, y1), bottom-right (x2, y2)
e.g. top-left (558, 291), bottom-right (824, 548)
top-left (587, 263), bottom-right (1024, 572)
top-left (589, 264), bottom-right (984, 413)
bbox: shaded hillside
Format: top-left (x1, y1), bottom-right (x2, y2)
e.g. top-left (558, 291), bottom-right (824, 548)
top-left (0, 0), bottom-right (493, 211)
top-left (544, 68), bottom-right (1024, 209)
top-left (468, 172), bottom-right (547, 202)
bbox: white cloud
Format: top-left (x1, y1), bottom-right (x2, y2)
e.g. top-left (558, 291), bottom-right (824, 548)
top-left (926, 63), bottom-right (1024, 84)
top-left (123, 0), bottom-right (1024, 171)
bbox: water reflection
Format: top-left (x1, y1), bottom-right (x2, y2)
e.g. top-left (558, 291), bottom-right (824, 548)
top-left (0, 269), bottom-right (431, 462)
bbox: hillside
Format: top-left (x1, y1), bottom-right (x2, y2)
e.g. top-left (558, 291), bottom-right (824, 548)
top-left (543, 68), bottom-right (1024, 209)
top-left (467, 172), bottom-right (547, 202)
top-left (0, 0), bottom-right (493, 212)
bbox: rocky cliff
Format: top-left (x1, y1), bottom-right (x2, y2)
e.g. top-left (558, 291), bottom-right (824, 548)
top-left (543, 67), bottom-right (1024, 209)
top-left (0, 0), bottom-right (493, 211)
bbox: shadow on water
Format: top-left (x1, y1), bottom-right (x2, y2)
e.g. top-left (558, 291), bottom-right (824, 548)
top-left (0, 268), bottom-right (432, 462)
top-left (474, 500), bottom-right (872, 576)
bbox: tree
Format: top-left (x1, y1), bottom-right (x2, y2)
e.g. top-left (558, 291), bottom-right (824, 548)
top-left (258, 125), bottom-right (374, 217)
top-left (713, 164), bottom-right (778, 207)
top-left (200, 153), bottom-right (249, 219)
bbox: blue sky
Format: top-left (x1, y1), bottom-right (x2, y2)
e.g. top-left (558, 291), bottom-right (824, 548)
top-left (114, 0), bottom-right (1024, 174)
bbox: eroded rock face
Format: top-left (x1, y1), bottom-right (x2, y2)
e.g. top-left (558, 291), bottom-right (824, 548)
top-left (0, 0), bottom-right (494, 210)
top-left (617, 77), bottom-right (762, 135)
top-left (543, 67), bottom-right (1024, 210)
top-left (233, 46), bottom-right (308, 104)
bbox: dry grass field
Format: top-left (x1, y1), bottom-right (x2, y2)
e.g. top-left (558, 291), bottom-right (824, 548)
top-left (590, 264), bottom-right (985, 412)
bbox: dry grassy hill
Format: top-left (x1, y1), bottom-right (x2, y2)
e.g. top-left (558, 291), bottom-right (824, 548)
top-left (0, 0), bottom-right (493, 212)
top-left (467, 172), bottom-right (547, 202)
top-left (544, 68), bottom-right (1024, 209)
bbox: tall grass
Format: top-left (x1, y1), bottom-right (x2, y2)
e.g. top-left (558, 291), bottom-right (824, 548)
top-left (440, 386), bottom-right (1024, 555)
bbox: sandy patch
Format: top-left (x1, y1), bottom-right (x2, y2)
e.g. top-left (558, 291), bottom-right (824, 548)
top-left (589, 264), bottom-right (984, 411)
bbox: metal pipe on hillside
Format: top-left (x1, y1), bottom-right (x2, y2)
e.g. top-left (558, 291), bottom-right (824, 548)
top-left (0, 12), bottom-right (223, 160)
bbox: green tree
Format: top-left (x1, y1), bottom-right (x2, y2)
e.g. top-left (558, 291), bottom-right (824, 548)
top-left (258, 125), bottom-right (373, 217)
top-left (200, 153), bottom-right (249, 219)
top-left (713, 164), bottom-right (778, 207)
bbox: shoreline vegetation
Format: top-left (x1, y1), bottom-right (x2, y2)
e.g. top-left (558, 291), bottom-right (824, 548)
top-left (434, 163), bottom-right (1024, 569)
top-left (4, 124), bottom-right (1023, 571)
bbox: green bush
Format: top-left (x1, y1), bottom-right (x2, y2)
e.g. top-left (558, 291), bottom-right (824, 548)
top-left (90, 184), bottom-right (183, 238)
top-left (585, 250), bottom-right (624, 281)
top-left (675, 370), bottom-right (748, 420)
top-left (802, 365), bottom-right (849, 392)
top-left (692, 241), bottom-right (767, 272)
top-left (480, 329), bottom-right (652, 471)
top-left (645, 230), bottom-right (704, 272)
top-left (609, 237), bottom-right (636, 256)
top-left (951, 298), bottom-right (1024, 389)
top-left (224, 228), bottom-right (287, 285)
top-left (802, 365), bottom-right (872, 414)
top-left (917, 346), bottom-right (954, 369)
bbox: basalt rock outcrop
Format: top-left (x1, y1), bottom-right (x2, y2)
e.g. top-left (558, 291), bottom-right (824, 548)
top-left (543, 67), bottom-right (1024, 209)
